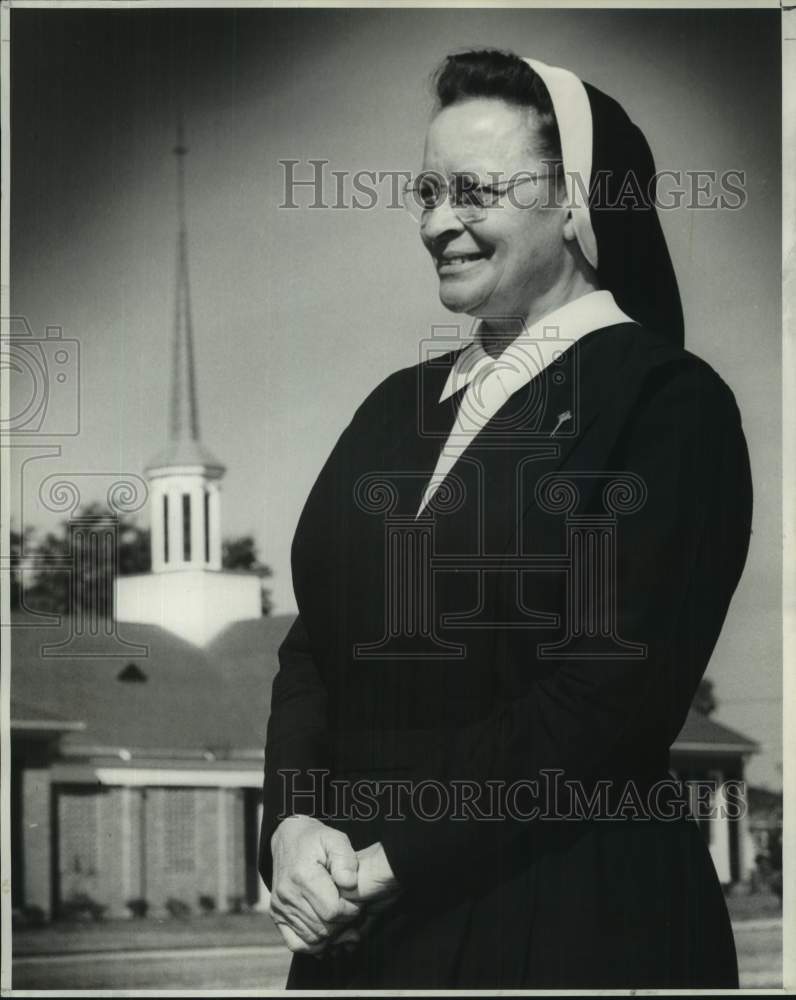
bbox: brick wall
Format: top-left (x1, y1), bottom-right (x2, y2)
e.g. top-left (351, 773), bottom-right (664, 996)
top-left (32, 782), bottom-right (251, 919)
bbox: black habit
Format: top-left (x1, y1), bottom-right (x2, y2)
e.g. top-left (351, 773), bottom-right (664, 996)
top-left (259, 318), bottom-right (752, 988)
top-left (259, 62), bottom-right (752, 990)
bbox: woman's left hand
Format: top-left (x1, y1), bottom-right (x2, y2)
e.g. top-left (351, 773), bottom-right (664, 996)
top-left (347, 841), bottom-right (400, 902)
top-left (328, 842), bottom-right (401, 955)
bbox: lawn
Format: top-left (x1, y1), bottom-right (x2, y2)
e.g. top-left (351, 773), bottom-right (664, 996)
top-left (733, 920), bottom-right (782, 989)
top-left (12, 901), bottom-right (782, 990)
top-left (726, 887), bottom-right (782, 922)
top-left (13, 911), bottom-right (282, 957)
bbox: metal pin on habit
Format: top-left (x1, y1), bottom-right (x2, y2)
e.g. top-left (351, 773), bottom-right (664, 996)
top-left (550, 410), bottom-right (573, 436)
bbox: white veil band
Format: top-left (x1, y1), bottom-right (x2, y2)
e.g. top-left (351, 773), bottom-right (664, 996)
top-left (524, 58), bottom-right (598, 269)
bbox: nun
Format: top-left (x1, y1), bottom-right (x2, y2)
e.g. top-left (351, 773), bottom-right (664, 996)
top-left (260, 49), bottom-right (753, 989)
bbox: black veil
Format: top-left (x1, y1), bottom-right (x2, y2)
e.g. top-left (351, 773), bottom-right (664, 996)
top-left (585, 82), bottom-right (684, 348)
top-left (525, 58), bottom-right (684, 348)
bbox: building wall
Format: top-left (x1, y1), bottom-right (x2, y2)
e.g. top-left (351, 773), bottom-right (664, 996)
top-left (194, 787), bottom-right (221, 904)
top-left (20, 766), bottom-right (52, 917)
top-left (139, 786), bottom-right (248, 915)
top-left (229, 787), bottom-right (246, 902)
top-left (670, 753), bottom-right (751, 885)
top-left (127, 787), bottom-right (143, 910)
top-left (58, 786), bottom-right (102, 907)
top-left (115, 570), bottom-right (262, 646)
top-left (16, 753), bottom-right (752, 920)
top-left (31, 781), bottom-right (252, 919)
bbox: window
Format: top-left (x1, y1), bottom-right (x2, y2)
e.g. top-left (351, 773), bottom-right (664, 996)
top-left (59, 788), bottom-right (99, 878)
top-left (163, 789), bottom-right (196, 874)
top-left (117, 662), bottom-right (147, 683)
top-left (163, 495), bottom-right (170, 563)
top-left (182, 493), bottom-right (191, 561)
top-left (204, 489), bottom-right (210, 563)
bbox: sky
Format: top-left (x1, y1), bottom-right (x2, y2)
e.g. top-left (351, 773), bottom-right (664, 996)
top-left (9, 7), bottom-right (782, 786)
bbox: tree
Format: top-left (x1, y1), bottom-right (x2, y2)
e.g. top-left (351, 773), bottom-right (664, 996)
top-left (14, 503), bottom-right (151, 615)
top-left (222, 534), bottom-right (273, 615)
top-left (692, 677), bottom-right (717, 716)
top-left (15, 512), bottom-right (273, 618)
top-left (118, 522), bottom-right (151, 576)
top-left (9, 525), bottom-right (34, 610)
top-left (17, 524), bottom-right (71, 614)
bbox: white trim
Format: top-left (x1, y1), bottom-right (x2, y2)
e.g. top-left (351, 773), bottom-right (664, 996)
top-left (150, 477), bottom-right (166, 572)
top-left (93, 767), bottom-right (263, 788)
top-left (671, 741), bottom-right (758, 755)
top-left (11, 719), bottom-right (86, 732)
top-left (209, 482), bottom-right (222, 570)
top-left (120, 785), bottom-right (132, 904)
top-left (145, 463), bottom-right (225, 480)
top-left (58, 743), bottom-right (265, 761)
top-left (524, 58), bottom-right (598, 268)
top-left (217, 787), bottom-right (228, 911)
top-left (190, 481), bottom-right (204, 567)
top-left (166, 481), bottom-right (182, 568)
top-left (255, 798), bottom-right (270, 913)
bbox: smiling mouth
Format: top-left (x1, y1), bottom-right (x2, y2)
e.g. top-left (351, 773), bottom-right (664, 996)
top-left (436, 251), bottom-right (491, 273)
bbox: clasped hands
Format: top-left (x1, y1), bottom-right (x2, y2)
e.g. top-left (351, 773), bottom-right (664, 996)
top-left (269, 815), bottom-right (400, 957)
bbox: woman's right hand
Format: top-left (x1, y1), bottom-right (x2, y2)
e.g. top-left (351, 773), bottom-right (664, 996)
top-left (269, 815), bottom-right (363, 954)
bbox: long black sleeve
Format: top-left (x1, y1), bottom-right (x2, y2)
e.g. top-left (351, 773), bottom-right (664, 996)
top-left (258, 613), bottom-right (329, 890)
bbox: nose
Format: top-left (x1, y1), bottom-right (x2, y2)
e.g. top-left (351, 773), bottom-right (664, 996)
top-left (420, 193), bottom-right (465, 243)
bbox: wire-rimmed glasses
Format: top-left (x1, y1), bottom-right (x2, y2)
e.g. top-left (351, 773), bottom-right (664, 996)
top-left (402, 169), bottom-right (561, 225)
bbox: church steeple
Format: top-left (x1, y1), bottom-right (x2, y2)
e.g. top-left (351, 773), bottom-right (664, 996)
top-left (145, 120), bottom-right (225, 573)
top-left (115, 119), bottom-right (263, 643)
top-left (170, 118), bottom-right (201, 444)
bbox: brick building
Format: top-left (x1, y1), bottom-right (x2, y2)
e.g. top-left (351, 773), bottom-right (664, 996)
top-left (11, 611), bottom-right (293, 919)
top-left (10, 619), bottom-right (759, 920)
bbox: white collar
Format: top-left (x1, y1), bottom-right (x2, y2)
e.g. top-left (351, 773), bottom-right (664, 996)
top-left (439, 289), bottom-right (635, 403)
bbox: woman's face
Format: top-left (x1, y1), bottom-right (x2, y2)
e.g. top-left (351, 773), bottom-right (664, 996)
top-left (420, 97), bottom-right (570, 320)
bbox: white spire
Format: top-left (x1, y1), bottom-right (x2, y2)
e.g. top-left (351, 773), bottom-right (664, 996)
top-left (115, 119), bottom-right (263, 644)
top-left (146, 120), bottom-right (224, 574)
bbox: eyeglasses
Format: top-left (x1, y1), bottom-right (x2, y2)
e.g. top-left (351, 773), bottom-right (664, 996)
top-left (402, 169), bottom-right (561, 224)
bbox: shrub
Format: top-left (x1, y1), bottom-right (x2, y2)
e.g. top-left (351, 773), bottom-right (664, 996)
top-left (126, 897), bottom-right (149, 918)
top-left (58, 893), bottom-right (106, 922)
top-left (165, 897), bottom-right (191, 919)
top-left (198, 894), bottom-right (216, 914)
top-left (12, 905), bottom-right (47, 929)
top-left (227, 895), bottom-right (246, 914)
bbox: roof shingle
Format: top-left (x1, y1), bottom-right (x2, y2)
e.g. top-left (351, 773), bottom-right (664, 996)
top-left (10, 611), bottom-right (757, 758)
